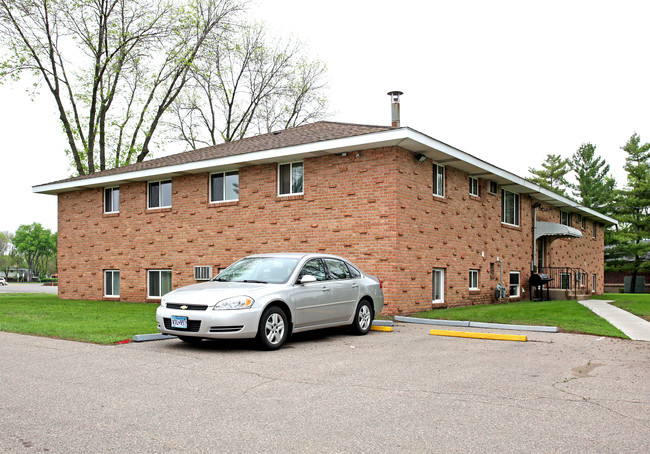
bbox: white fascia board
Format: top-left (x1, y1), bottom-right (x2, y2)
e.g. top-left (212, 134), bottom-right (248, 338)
top-left (32, 129), bottom-right (407, 195)
top-left (402, 129), bottom-right (618, 226)
top-left (32, 126), bottom-right (617, 226)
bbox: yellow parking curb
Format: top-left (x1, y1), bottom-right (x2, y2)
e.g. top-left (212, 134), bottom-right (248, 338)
top-left (371, 325), bottom-right (393, 332)
top-left (429, 329), bottom-right (526, 342)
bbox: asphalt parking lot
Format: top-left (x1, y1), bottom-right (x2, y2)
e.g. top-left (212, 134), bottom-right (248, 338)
top-left (1, 324), bottom-right (649, 453)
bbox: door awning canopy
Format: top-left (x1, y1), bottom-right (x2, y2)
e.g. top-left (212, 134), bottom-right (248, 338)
top-left (535, 221), bottom-right (583, 241)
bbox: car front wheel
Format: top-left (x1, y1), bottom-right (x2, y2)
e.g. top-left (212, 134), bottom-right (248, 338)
top-left (352, 299), bottom-right (373, 335)
top-left (258, 306), bottom-right (288, 350)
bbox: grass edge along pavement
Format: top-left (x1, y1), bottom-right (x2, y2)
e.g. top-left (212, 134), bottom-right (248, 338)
top-left (0, 293), bottom-right (158, 344)
top-left (411, 299), bottom-right (628, 338)
top-left (592, 293), bottom-right (650, 321)
top-left (1, 293), bottom-right (640, 344)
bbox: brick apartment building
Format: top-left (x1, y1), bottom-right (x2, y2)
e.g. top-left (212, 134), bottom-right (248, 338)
top-left (34, 117), bottom-right (616, 314)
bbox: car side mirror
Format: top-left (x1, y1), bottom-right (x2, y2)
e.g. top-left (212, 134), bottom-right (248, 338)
top-left (300, 275), bottom-right (317, 284)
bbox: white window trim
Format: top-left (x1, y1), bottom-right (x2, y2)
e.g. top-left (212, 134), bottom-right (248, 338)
top-left (488, 180), bottom-right (498, 195)
top-left (469, 269), bottom-right (479, 290)
top-left (278, 161), bottom-right (304, 196)
top-left (560, 211), bottom-right (572, 227)
top-left (147, 269), bottom-right (172, 299)
top-left (209, 171), bottom-right (239, 203)
top-left (501, 189), bottom-right (520, 227)
top-left (592, 274), bottom-right (596, 293)
top-left (469, 177), bottom-right (479, 197)
top-left (104, 269), bottom-right (120, 298)
top-left (509, 271), bottom-right (520, 298)
top-left (147, 180), bottom-right (172, 209)
top-left (432, 268), bottom-right (445, 303)
top-left (104, 187), bottom-right (119, 214)
top-left (432, 163), bottom-right (445, 198)
top-left (592, 221), bottom-right (597, 239)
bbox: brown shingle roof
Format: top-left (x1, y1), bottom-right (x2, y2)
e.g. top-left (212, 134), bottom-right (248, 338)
top-left (45, 121), bottom-right (393, 186)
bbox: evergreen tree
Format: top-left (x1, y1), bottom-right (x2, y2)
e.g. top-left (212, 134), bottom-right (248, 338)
top-left (605, 133), bottom-right (650, 292)
top-left (528, 153), bottom-right (571, 196)
top-left (570, 143), bottom-right (616, 209)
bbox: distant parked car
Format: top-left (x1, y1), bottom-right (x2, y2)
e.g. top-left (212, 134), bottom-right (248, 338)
top-left (156, 253), bottom-right (384, 350)
top-left (0, 277), bottom-right (7, 286)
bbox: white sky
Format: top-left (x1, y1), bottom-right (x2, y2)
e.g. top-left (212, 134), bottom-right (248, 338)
top-left (1, 0), bottom-right (648, 234)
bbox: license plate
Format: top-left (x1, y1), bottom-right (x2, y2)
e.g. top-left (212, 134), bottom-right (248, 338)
top-left (171, 315), bottom-right (188, 329)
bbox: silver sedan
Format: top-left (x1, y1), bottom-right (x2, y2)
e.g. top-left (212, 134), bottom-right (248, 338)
top-left (156, 253), bottom-right (384, 350)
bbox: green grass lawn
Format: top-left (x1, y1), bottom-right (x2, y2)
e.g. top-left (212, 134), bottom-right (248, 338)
top-left (592, 293), bottom-right (650, 321)
top-left (411, 299), bottom-right (628, 338)
top-left (0, 293), bottom-right (158, 344)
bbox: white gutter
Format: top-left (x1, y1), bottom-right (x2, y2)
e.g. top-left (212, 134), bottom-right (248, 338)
top-left (32, 126), bottom-right (618, 225)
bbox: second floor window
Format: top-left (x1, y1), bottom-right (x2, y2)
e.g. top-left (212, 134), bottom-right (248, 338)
top-left (501, 189), bottom-right (520, 226)
top-left (279, 162), bottom-right (303, 195)
top-left (104, 187), bottom-right (119, 213)
top-left (560, 211), bottom-right (572, 226)
top-left (469, 177), bottom-right (479, 197)
top-left (210, 171), bottom-right (239, 202)
top-left (433, 163), bottom-right (445, 197)
top-left (148, 180), bottom-right (172, 209)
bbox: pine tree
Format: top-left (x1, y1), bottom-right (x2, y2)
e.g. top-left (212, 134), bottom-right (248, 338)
top-left (605, 133), bottom-right (650, 292)
top-left (570, 143), bottom-right (616, 209)
top-left (528, 153), bottom-right (571, 196)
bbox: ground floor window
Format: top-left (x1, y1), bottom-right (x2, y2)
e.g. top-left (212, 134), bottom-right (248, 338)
top-left (469, 269), bottom-right (479, 290)
top-left (509, 271), bottom-right (520, 297)
top-left (105, 270), bottom-right (120, 297)
top-left (592, 274), bottom-right (597, 292)
top-left (432, 268), bottom-right (444, 303)
top-left (148, 269), bottom-right (172, 298)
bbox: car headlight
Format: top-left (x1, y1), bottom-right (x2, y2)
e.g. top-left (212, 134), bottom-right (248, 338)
top-left (160, 294), bottom-right (170, 307)
top-left (214, 296), bottom-right (254, 310)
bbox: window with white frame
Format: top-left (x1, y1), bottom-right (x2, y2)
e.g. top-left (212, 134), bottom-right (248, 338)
top-left (104, 187), bottom-right (119, 213)
top-left (279, 162), bottom-right (303, 195)
top-left (560, 211), bottom-right (572, 226)
top-left (469, 269), bottom-right (479, 290)
top-left (592, 221), bottom-right (597, 239)
top-left (194, 265), bottom-right (212, 281)
top-left (489, 180), bottom-right (498, 194)
top-left (104, 270), bottom-right (120, 297)
top-left (592, 274), bottom-right (596, 292)
top-left (501, 189), bottom-right (520, 226)
top-left (433, 164), bottom-right (445, 197)
top-left (509, 271), bottom-right (520, 297)
top-left (210, 171), bottom-right (239, 202)
top-left (148, 269), bottom-right (172, 298)
top-left (148, 180), bottom-right (172, 209)
top-left (576, 214), bottom-right (585, 229)
top-left (432, 268), bottom-right (444, 303)
top-left (469, 177), bottom-right (479, 197)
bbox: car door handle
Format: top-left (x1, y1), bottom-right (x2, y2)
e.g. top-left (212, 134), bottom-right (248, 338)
top-left (321, 287), bottom-right (330, 292)
top-left (351, 283), bottom-right (359, 288)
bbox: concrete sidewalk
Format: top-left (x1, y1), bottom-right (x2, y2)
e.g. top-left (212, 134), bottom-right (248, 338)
top-left (579, 299), bottom-right (650, 341)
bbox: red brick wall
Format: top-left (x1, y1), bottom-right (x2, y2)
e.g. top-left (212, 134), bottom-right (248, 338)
top-left (57, 146), bottom-right (607, 313)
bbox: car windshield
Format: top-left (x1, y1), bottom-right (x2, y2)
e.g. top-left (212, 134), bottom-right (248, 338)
top-left (213, 257), bottom-right (300, 284)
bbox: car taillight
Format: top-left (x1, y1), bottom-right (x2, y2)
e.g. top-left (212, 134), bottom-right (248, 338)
top-left (379, 280), bottom-right (383, 289)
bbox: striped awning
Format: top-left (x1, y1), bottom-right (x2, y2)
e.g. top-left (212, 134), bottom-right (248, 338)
top-left (534, 221), bottom-right (583, 240)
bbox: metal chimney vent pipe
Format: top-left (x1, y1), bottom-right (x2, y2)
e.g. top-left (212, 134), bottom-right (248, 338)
top-left (387, 91), bottom-right (403, 127)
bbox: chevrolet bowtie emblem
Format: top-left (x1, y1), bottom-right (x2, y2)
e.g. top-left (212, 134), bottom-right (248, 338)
top-left (180, 305), bottom-right (188, 310)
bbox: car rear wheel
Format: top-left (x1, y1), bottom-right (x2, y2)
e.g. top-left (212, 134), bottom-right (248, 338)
top-left (258, 306), bottom-right (288, 350)
top-left (352, 299), bottom-right (373, 335)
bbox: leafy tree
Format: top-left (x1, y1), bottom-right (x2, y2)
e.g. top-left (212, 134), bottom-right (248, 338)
top-left (12, 223), bottom-right (56, 281)
top-left (169, 21), bottom-right (328, 148)
top-left (0, 230), bottom-right (11, 255)
top-left (569, 143), bottom-right (616, 209)
top-left (605, 133), bottom-right (650, 292)
top-left (528, 153), bottom-right (571, 196)
top-left (0, 0), bottom-right (243, 175)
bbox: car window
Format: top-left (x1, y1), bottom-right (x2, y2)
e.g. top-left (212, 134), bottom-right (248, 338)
top-left (297, 259), bottom-right (328, 281)
top-left (215, 257), bottom-right (299, 284)
top-left (347, 263), bottom-right (361, 278)
top-left (323, 258), bottom-right (351, 280)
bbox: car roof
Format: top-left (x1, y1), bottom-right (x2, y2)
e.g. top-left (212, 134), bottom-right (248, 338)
top-left (244, 252), bottom-right (349, 261)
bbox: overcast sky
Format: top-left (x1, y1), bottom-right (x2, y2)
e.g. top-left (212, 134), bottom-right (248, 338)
top-left (1, 0), bottom-right (648, 234)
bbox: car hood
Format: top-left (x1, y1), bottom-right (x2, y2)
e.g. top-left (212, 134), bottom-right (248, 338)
top-left (163, 281), bottom-right (276, 306)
